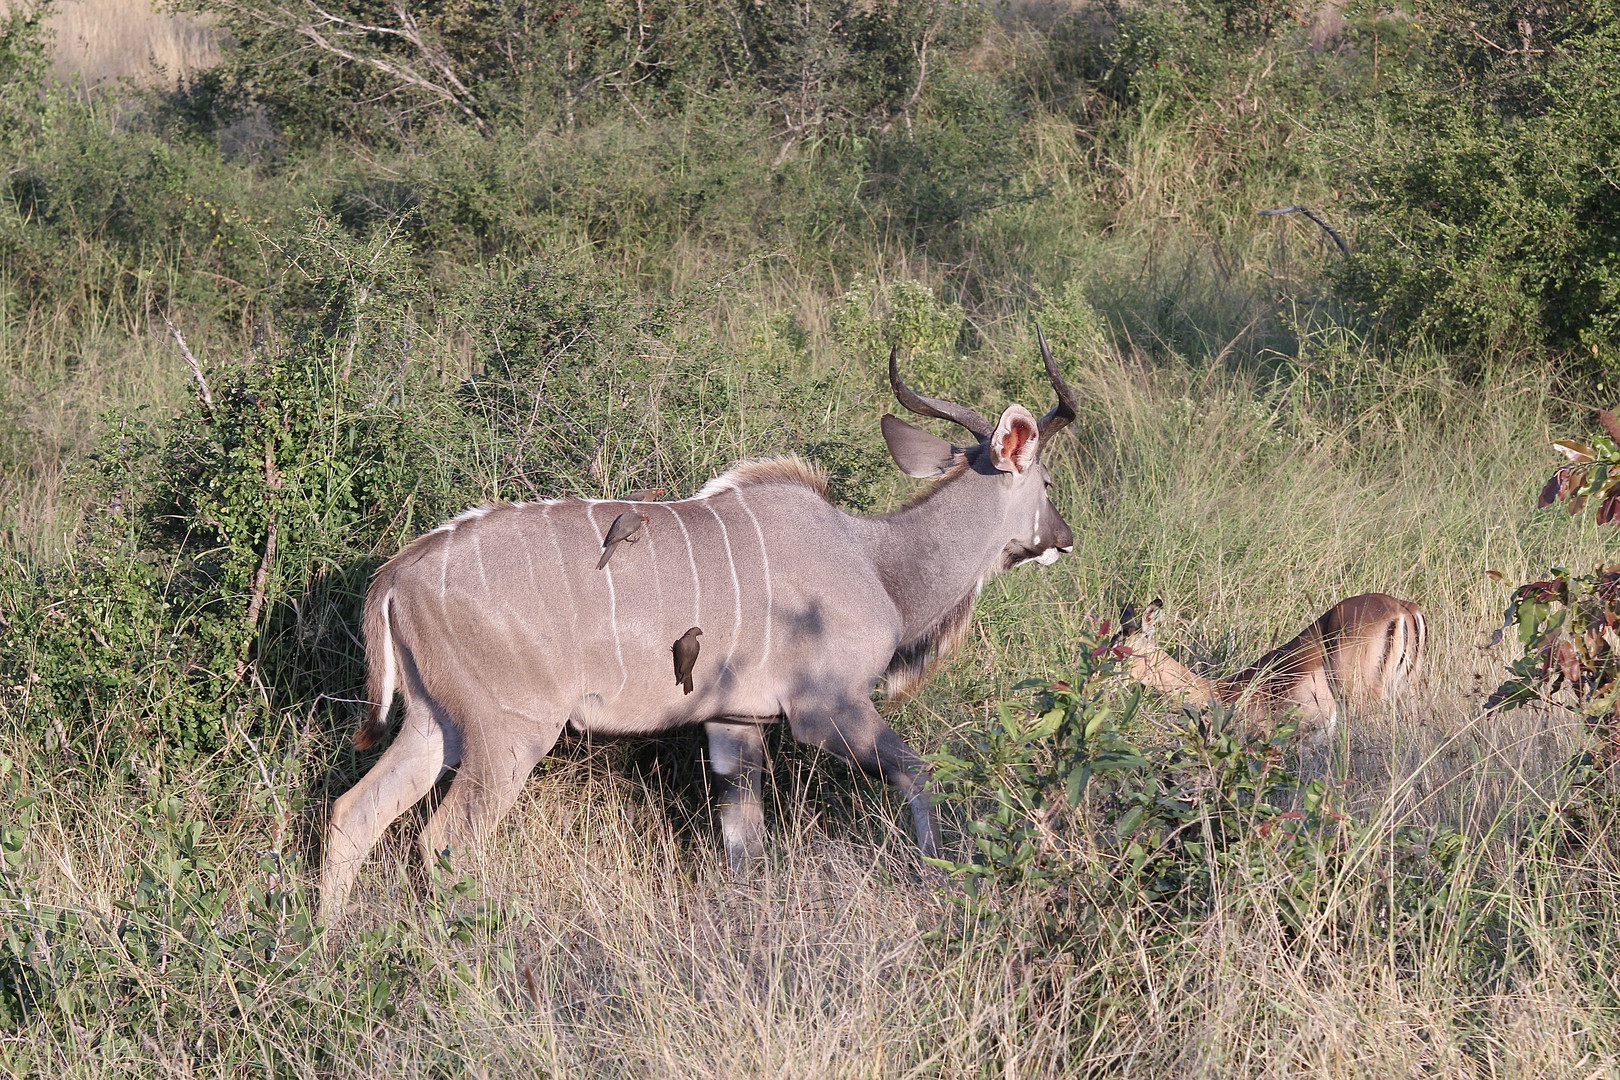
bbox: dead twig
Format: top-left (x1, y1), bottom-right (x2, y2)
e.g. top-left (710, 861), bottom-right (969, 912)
top-left (166, 317), bottom-right (214, 414)
top-left (1258, 205), bottom-right (1350, 257)
top-left (218, 0), bottom-right (491, 133)
top-left (235, 442), bottom-right (283, 683)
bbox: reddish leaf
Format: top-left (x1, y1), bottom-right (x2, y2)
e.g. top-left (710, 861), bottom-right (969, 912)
top-left (1540, 470), bottom-right (1565, 508)
top-left (1485, 569), bottom-right (1503, 582)
top-left (1557, 639), bottom-right (1581, 685)
top-left (1600, 493), bottom-right (1620, 525)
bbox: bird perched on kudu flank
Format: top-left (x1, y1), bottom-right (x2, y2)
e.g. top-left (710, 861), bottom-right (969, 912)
top-left (597, 512), bottom-right (650, 570)
top-left (673, 627), bottom-right (703, 695)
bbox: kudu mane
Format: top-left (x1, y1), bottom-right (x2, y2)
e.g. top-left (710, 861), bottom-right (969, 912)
top-left (695, 455), bottom-right (831, 499)
top-left (883, 590), bottom-right (977, 700)
top-left (698, 450), bottom-right (979, 513)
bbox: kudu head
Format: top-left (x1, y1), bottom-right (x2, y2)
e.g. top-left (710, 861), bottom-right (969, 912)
top-left (881, 327), bottom-right (1078, 569)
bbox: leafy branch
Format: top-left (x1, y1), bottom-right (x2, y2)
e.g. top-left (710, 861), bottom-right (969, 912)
top-left (1488, 408), bottom-right (1620, 761)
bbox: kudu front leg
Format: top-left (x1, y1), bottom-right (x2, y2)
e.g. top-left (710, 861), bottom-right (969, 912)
top-left (704, 721), bottom-right (768, 871)
top-left (788, 699), bottom-right (942, 859)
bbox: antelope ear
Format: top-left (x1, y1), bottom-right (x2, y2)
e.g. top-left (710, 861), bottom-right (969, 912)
top-left (988, 405), bottom-right (1039, 474)
top-left (1139, 598), bottom-right (1165, 641)
top-left (881, 414), bottom-right (958, 478)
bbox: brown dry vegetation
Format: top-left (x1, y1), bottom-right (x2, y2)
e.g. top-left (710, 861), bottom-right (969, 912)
top-left (42, 0), bottom-right (217, 87)
top-left (1, 0), bottom-right (1618, 1075)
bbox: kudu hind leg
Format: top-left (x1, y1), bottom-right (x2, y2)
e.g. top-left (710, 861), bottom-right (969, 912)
top-left (419, 718), bottom-right (563, 873)
top-left (789, 699), bottom-right (942, 858)
top-left (704, 721), bottom-right (768, 871)
top-left (322, 696), bottom-right (452, 921)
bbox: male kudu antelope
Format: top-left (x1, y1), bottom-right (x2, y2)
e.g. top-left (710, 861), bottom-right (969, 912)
top-left (1114, 593), bottom-right (1426, 746)
top-left (321, 337), bottom-right (1080, 918)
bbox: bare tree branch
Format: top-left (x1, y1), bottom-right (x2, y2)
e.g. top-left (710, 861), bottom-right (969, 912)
top-left (218, 0), bottom-right (491, 133)
top-left (235, 441), bottom-right (283, 683)
top-left (166, 317), bottom-right (214, 415)
top-left (1258, 205), bottom-right (1350, 256)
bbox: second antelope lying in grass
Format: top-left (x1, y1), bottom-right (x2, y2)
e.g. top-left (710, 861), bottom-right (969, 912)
top-left (1114, 593), bottom-right (1426, 745)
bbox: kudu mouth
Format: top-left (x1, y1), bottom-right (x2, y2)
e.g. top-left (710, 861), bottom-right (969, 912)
top-left (888, 325), bottom-right (1079, 443)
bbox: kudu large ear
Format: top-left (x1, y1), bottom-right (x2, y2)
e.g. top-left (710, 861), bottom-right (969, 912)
top-left (988, 405), bottom-right (1040, 475)
top-left (881, 414), bottom-right (959, 478)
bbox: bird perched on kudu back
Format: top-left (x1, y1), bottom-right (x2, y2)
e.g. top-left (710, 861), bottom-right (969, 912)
top-left (597, 512), bottom-right (650, 570)
top-left (622, 488), bottom-right (665, 502)
top-left (673, 627), bottom-right (702, 695)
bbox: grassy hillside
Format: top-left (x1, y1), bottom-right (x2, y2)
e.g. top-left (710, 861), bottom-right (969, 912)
top-left (0, 0), bottom-right (1618, 1075)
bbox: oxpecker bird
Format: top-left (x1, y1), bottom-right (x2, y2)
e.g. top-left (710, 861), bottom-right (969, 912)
top-left (623, 488), bottom-right (665, 501)
top-left (673, 627), bottom-right (703, 695)
top-left (597, 512), bottom-right (650, 570)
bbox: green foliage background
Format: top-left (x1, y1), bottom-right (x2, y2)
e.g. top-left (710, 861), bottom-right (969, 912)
top-left (2, 0), bottom-right (1620, 1070)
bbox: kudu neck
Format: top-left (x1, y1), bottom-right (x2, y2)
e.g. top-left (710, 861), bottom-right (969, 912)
top-left (862, 468), bottom-right (1010, 641)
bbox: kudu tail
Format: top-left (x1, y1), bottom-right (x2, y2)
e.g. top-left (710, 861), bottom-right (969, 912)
top-left (354, 582), bottom-right (398, 750)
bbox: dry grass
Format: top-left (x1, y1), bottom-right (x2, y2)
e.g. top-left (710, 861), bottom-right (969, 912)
top-left (8, 706), bottom-right (1617, 1077)
top-left (1, 25), bottom-right (1617, 1069)
top-left (7, 337), bottom-right (1619, 1076)
top-left (25, 0), bottom-right (219, 88)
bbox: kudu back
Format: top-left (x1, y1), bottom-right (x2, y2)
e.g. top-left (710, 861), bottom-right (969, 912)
top-left (321, 338), bottom-right (1079, 918)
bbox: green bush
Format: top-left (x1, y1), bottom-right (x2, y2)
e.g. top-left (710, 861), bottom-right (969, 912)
top-left (863, 66), bottom-right (1030, 239)
top-left (1337, 2), bottom-right (1620, 375)
top-left (0, 95), bottom-right (304, 344)
top-left (929, 626), bottom-right (1505, 962)
top-left (0, 0), bottom-right (49, 152)
top-left (0, 211), bottom-right (892, 772)
top-left (191, 0), bottom-right (979, 147)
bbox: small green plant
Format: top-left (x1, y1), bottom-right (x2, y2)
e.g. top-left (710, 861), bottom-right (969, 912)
top-left (1487, 411), bottom-right (1620, 760)
top-left (930, 626), bottom-right (1348, 952)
